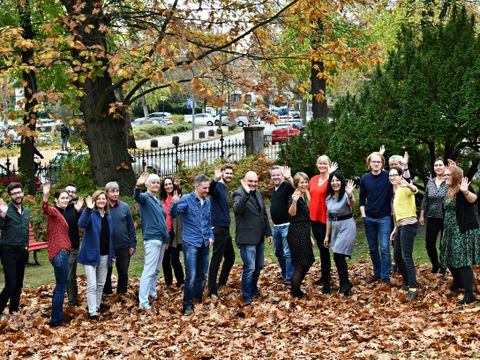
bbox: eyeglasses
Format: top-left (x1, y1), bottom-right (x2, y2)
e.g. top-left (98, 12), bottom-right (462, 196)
top-left (370, 161), bottom-right (382, 164)
top-left (9, 191), bottom-right (23, 196)
top-left (389, 174), bottom-right (399, 177)
top-left (66, 190), bottom-right (77, 194)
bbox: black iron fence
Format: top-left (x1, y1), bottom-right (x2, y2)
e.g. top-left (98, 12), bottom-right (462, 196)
top-left (0, 138), bottom-right (280, 190)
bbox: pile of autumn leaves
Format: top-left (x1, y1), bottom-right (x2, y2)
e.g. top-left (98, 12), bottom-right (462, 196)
top-left (0, 263), bottom-right (479, 359)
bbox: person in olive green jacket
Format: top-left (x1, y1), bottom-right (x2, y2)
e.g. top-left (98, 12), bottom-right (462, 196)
top-left (0, 182), bottom-right (30, 316)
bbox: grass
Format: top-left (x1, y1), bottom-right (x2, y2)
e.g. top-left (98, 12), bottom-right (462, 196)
top-left (16, 221), bottom-right (432, 289)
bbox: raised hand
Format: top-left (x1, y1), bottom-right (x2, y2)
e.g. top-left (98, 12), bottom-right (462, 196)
top-left (281, 166), bottom-right (291, 180)
top-left (0, 198), bottom-right (8, 217)
top-left (345, 179), bottom-right (356, 196)
top-left (172, 190), bottom-right (181, 204)
top-left (399, 178), bottom-right (410, 187)
top-left (136, 172), bottom-right (149, 187)
top-left (240, 178), bottom-right (250, 193)
top-left (328, 161), bottom-right (338, 174)
top-left (447, 159), bottom-right (456, 167)
top-left (379, 145), bottom-right (385, 155)
top-left (85, 195), bottom-right (94, 209)
top-left (43, 181), bottom-right (51, 197)
top-left (214, 167), bottom-right (223, 180)
top-left (403, 151), bottom-right (409, 166)
top-left (75, 196), bottom-right (84, 212)
top-left (291, 190), bottom-right (301, 202)
top-left (460, 177), bottom-right (470, 193)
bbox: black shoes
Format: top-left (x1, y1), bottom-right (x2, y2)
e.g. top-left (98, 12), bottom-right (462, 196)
top-left (339, 282), bottom-right (353, 296)
top-left (366, 275), bottom-right (380, 284)
top-left (89, 314), bottom-right (99, 321)
top-left (458, 294), bottom-right (476, 305)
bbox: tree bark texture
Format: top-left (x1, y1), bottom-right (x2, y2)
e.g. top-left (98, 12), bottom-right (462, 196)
top-left (311, 20), bottom-right (327, 120)
top-left (62, 0), bottom-right (136, 191)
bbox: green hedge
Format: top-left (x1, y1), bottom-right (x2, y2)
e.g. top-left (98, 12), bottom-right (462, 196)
top-left (132, 123), bottom-right (191, 140)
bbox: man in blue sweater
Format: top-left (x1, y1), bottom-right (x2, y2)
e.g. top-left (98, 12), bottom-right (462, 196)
top-left (359, 152), bottom-right (393, 284)
top-left (104, 182), bottom-right (137, 295)
top-left (207, 164), bottom-right (234, 299)
top-left (134, 173), bottom-right (170, 310)
top-left (171, 174), bottom-right (214, 316)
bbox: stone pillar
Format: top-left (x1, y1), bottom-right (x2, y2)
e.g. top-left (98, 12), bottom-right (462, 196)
top-left (243, 126), bottom-right (264, 156)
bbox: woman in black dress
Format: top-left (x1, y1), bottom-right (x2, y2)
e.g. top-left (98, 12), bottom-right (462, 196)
top-left (288, 172), bottom-right (315, 298)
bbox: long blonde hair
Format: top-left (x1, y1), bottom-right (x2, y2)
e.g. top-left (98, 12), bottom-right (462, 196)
top-left (447, 165), bottom-right (463, 200)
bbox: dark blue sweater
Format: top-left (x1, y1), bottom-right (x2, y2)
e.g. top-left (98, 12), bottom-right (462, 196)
top-left (359, 170), bottom-right (392, 218)
top-left (110, 200), bottom-right (137, 250)
top-left (209, 180), bottom-right (230, 227)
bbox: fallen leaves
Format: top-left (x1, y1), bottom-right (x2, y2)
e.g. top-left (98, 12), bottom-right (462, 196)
top-left (0, 262), bottom-right (479, 359)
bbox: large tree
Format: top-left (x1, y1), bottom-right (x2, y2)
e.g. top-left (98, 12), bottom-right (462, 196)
top-left (329, 5), bottom-right (480, 181)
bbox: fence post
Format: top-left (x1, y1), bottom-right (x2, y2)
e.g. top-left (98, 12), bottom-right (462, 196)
top-left (243, 126), bottom-right (265, 156)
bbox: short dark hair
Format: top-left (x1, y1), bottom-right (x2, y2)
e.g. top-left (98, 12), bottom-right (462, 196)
top-left (7, 182), bottom-right (23, 195)
top-left (222, 164), bottom-right (234, 171)
top-left (194, 174), bottom-right (209, 186)
top-left (64, 183), bottom-right (76, 189)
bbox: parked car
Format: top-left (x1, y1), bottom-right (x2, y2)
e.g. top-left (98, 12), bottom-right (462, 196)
top-left (234, 115), bottom-right (260, 127)
top-left (184, 113), bottom-right (215, 126)
top-left (0, 164), bottom-right (41, 189)
top-left (271, 126), bottom-right (300, 144)
top-left (132, 117), bottom-right (173, 126)
top-left (214, 111), bottom-right (229, 126)
top-left (290, 111), bottom-right (301, 119)
top-left (288, 120), bottom-right (305, 131)
top-left (149, 112), bottom-right (172, 119)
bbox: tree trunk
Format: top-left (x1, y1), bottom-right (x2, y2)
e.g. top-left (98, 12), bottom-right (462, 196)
top-left (62, 0), bottom-right (136, 192)
top-left (17, 0), bottom-right (37, 195)
top-left (311, 20), bottom-right (327, 120)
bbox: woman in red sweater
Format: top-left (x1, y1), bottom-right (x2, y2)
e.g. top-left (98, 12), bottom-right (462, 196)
top-left (309, 154), bottom-right (337, 294)
top-left (42, 181), bottom-right (72, 327)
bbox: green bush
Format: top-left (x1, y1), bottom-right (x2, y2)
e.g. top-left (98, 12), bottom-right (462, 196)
top-left (132, 124), bottom-right (192, 140)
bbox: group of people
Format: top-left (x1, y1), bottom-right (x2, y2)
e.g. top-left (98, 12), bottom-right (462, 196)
top-left (0, 151), bottom-right (478, 326)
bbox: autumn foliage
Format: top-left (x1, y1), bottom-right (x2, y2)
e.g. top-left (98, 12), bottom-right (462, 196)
top-left (0, 263), bottom-right (478, 359)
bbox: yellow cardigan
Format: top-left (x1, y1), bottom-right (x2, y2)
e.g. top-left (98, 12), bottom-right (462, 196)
top-left (393, 186), bottom-right (417, 223)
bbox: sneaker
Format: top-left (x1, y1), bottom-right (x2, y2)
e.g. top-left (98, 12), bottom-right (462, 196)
top-left (381, 278), bottom-right (391, 285)
top-left (366, 275), bottom-right (380, 284)
top-left (407, 288), bottom-right (418, 301)
top-left (321, 285), bottom-right (331, 295)
top-left (292, 290), bottom-right (306, 298)
top-left (209, 293), bottom-right (222, 301)
top-left (49, 321), bottom-right (63, 328)
top-left (138, 304), bottom-right (152, 311)
top-left (183, 306), bottom-right (194, 316)
top-left (439, 268), bottom-right (447, 278)
top-left (243, 299), bottom-right (253, 307)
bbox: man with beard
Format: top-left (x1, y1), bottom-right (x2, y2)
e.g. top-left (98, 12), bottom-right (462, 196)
top-left (207, 164), bottom-right (235, 299)
top-left (0, 182), bottom-right (30, 315)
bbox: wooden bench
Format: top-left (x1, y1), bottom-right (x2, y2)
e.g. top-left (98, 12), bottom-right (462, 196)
top-left (28, 224), bottom-right (48, 266)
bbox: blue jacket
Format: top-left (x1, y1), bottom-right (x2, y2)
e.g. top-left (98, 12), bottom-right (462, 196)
top-left (171, 192), bottom-right (214, 247)
top-left (134, 188), bottom-right (170, 244)
top-left (78, 208), bottom-right (114, 266)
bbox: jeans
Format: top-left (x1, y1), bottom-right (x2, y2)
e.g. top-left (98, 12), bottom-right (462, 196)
top-left (208, 227), bottom-right (235, 295)
top-left (138, 240), bottom-right (166, 309)
top-left (183, 242), bottom-right (210, 309)
top-left (67, 249), bottom-right (79, 306)
top-left (50, 250), bottom-right (69, 324)
top-left (273, 224), bottom-right (293, 283)
top-left (84, 255), bottom-right (109, 316)
top-left (393, 223), bottom-right (418, 288)
top-left (363, 215), bottom-right (392, 280)
top-left (425, 217), bottom-right (443, 271)
top-left (0, 245), bottom-right (28, 314)
top-left (61, 137), bottom-right (69, 151)
top-left (311, 221), bottom-right (331, 287)
top-left (104, 247), bottom-right (131, 294)
top-left (238, 242), bottom-right (265, 303)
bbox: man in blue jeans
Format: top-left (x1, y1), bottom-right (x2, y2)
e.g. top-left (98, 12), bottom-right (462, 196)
top-left (171, 174), bottom-right (213, 316)
top-left (269, 165), bottom-right (294, 285)
top-left (359, 152), bottom-right (393, 284)
top-left (233, 171), bottom-right (272, 305)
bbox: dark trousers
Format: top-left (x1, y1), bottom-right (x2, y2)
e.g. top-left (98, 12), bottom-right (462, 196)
top-left (67, 249), bottom-right (79, 306)
top-left (393, 223), bottom-right (418, 288)
top-left (104, 247), bottom-right (131, 294)
top-left (162, 245), bottom-right (184, 286)
top-left (333, 253), bottom-right (350, 288)
top-left (0, 245), bottom-right (28, 314)
top-left (311, 221), bottom-right (331, 288)
top-left (425, 218), bottom-right (443, 271)
top-left (208, 226), bottom-right (235, 295)
top-left (451, 266), bottom-right (474, 297)
top-left (291, 264), bottom-right (311, 297)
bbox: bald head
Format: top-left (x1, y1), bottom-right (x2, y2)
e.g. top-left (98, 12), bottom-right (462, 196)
top-left (244, 171), bottom-right (258, 191)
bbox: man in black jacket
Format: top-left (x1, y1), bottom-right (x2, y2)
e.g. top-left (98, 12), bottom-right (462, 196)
top-left (0, 182), bottom-right (30, 315)
top-left (233, 171), bottom-right (272, 305)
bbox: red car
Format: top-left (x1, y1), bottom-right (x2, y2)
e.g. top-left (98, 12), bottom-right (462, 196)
top-left (271, 126), bottom-right (300, 144)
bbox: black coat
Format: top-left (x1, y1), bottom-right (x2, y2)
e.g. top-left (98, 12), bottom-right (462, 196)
top-left (232, 187), bottom-right (271, 245)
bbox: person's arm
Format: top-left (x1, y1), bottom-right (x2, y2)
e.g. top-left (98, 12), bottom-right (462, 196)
top-left (170, 191), bottom-right (186, 217)
top-left (346, 179), bottom-right (356, 207)
top-left (460, 180), bottom-right (477, 204)
top-left (323, 220), bottom-right (332, 248)
top-left (0, 199), bottom-right (8, 229)
top-left (232, 188), bottom-right (250, 215)
top-left (419, 183), bottom-right (429, 226)
top-left (125, 204), bottom-right (137, 252)
top-left (399, 179), bottom-right (417, 194)
top-left (359, 177), bottom-right (367, 218)
top-left (288, 192), bottom-right (300, 217)
top-left (133, 187), bottom-right (145, 204)
top-left (42, 181), bottom-right (53, 215)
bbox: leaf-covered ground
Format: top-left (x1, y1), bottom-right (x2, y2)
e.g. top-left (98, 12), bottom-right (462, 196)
top-left (0, 262), bottom-right (479, 359)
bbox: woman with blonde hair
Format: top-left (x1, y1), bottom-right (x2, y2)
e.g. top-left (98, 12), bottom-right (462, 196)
top-left (78, 190), bottom-right (114, 320)
top-left (440, 164), bottom-right (480, 304)
top-left (309, 154), bottom-right (337, 293)
top-left (288, 172), bottom-right (315, 298)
